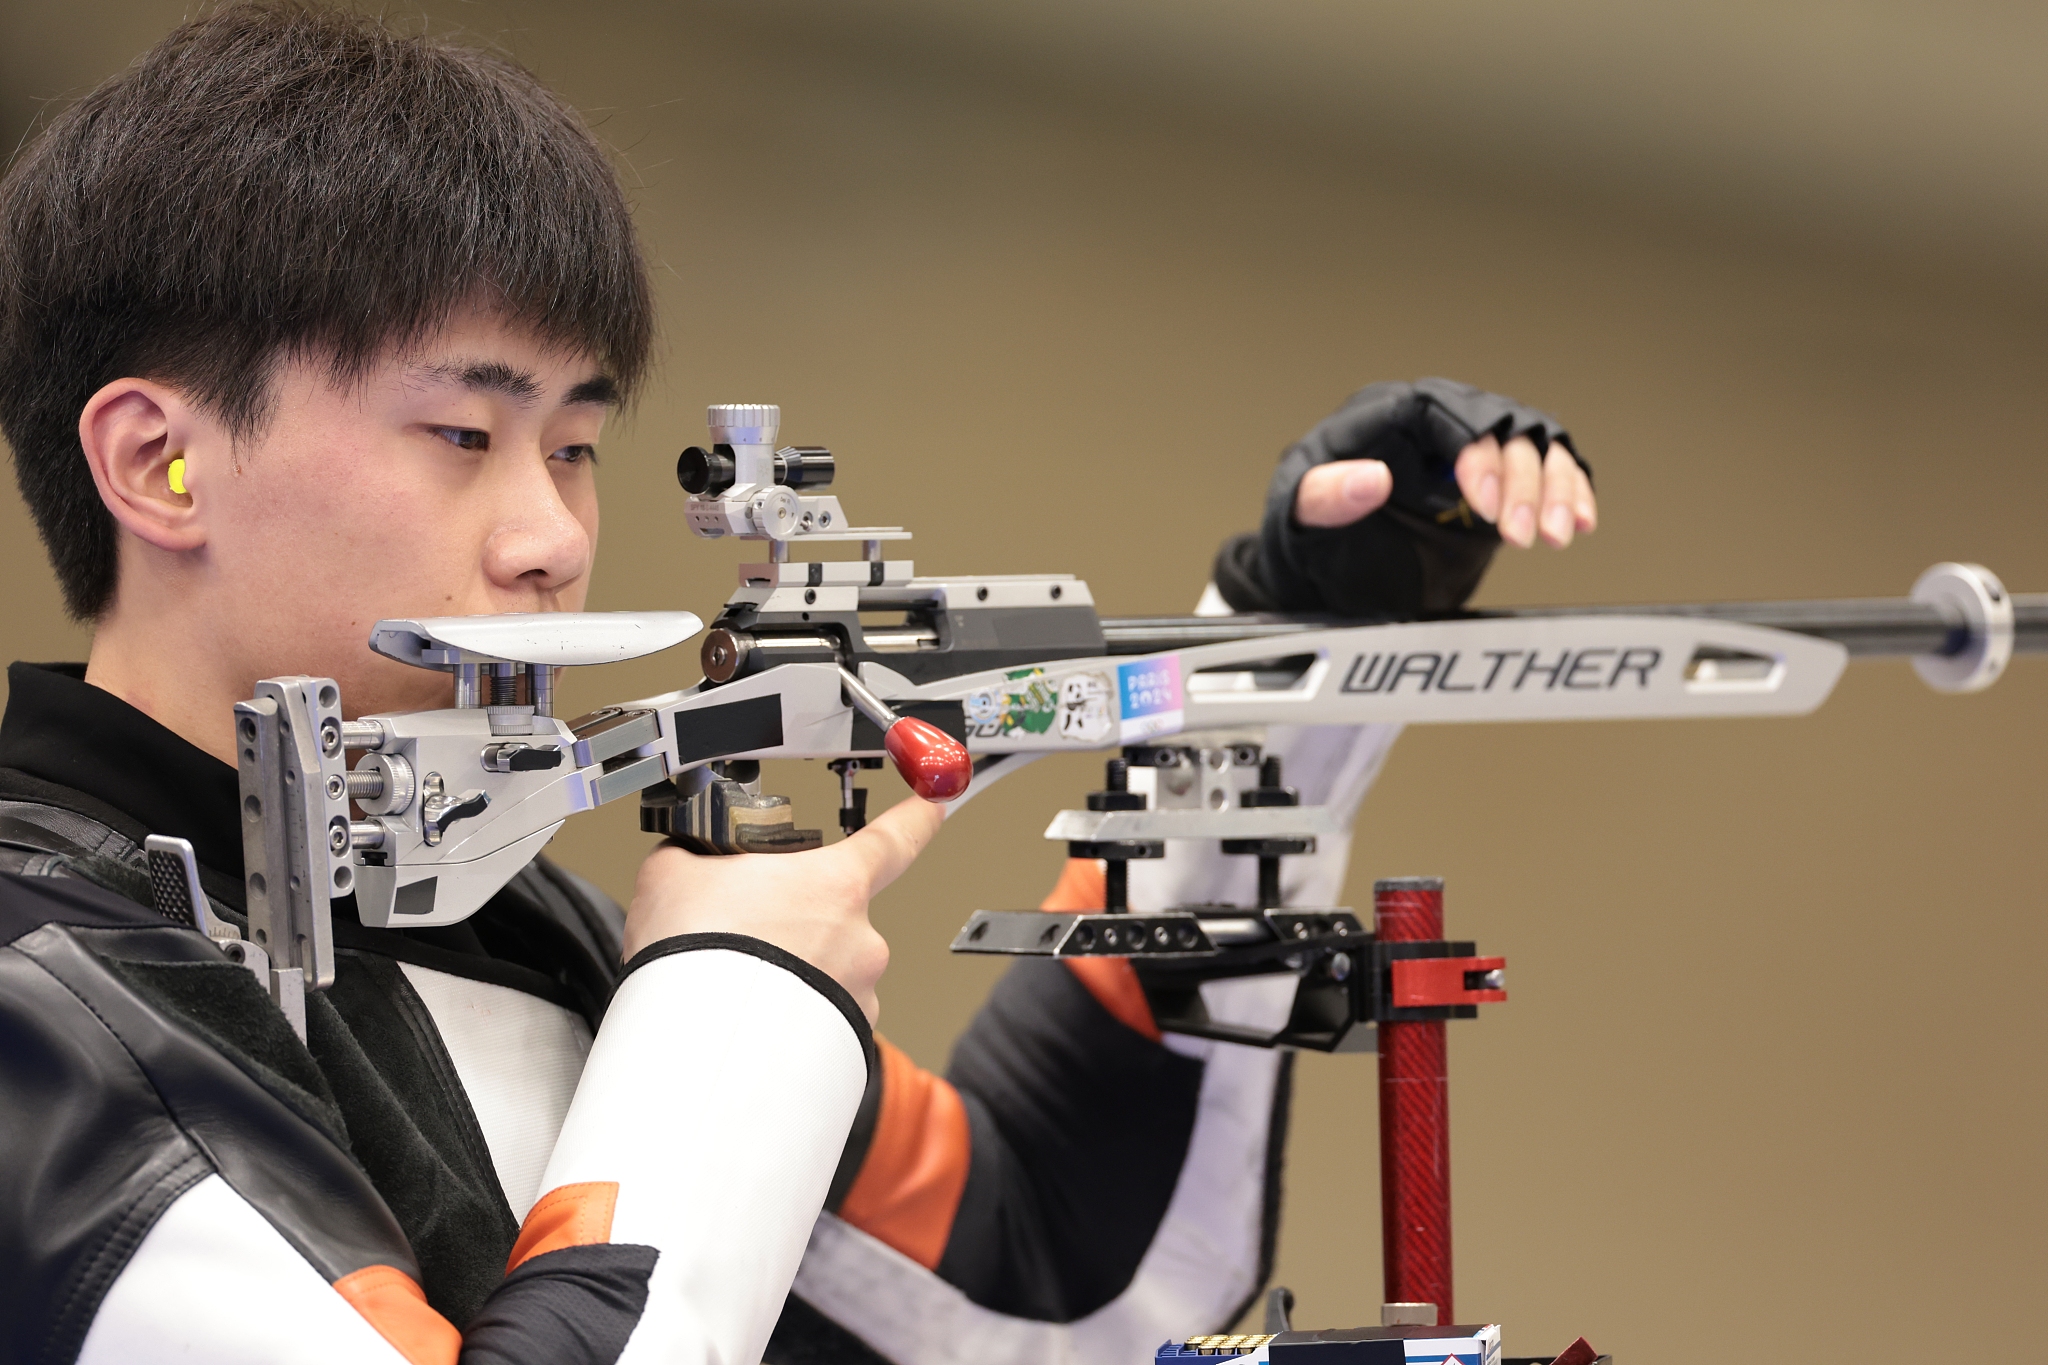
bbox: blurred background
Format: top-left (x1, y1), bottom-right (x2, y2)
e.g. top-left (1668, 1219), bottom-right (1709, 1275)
top-left (6, 2), bottom-right (2046, 1359)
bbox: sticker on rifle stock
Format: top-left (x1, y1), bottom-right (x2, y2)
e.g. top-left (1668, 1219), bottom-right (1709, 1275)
top-left (1117, 656), bottom-right (1183, 741)
top-left (964, 667), bottom-right (1059, 740)
top-left (1057, 670), bottom-right (1115, 744)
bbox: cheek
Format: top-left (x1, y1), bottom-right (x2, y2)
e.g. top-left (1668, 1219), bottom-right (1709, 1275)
top-left (219, 408), bottom-right (427, 553)
top-left (210, 426), bottom-right (486, 643)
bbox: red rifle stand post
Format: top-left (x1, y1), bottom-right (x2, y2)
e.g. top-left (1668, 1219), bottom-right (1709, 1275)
top-left (1372, 876), bottom-right (1507, 1328)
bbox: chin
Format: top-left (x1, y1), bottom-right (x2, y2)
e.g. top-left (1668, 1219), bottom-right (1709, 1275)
top-left (332, 653), bottom-right (454, 719)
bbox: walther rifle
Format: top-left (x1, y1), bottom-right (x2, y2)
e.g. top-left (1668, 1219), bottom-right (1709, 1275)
top-left (207, 403), bottom-right (2039, 1045)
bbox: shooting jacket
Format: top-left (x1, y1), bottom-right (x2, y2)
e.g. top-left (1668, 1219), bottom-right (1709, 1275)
top-left (0, 660), bottom-right (1397, 1365)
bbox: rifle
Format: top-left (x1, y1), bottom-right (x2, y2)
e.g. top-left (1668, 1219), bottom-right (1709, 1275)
top-left (210, 401), bottom-right (2040, 1039)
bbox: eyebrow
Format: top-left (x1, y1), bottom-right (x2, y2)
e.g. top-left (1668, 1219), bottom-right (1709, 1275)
top-left (564, 373), bottom-right (621, 407)
top-left (409, 359), bottom-right (619, 408)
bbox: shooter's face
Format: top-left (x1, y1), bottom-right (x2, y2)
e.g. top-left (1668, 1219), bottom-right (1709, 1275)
top-left (199, 308), bottom-right (609, 718)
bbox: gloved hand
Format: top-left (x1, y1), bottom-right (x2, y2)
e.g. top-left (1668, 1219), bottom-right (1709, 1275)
top-left (1212, 378), bottom-right (1596, 617)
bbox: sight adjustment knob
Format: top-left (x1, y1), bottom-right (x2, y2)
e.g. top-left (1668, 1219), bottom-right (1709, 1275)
top-left (707, 404), bottom-right (780, 448)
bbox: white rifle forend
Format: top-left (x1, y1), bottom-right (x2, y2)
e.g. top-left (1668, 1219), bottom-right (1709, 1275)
top-left (238, 584), bottom-right (2009, 937)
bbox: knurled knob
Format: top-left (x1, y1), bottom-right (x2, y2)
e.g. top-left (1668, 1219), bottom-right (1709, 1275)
top-left (707, 403), bottom-right (780, 446)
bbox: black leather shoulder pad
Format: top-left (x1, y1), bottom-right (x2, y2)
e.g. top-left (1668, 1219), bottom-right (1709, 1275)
top-left (0, 868), bottom-right (160, 945)
top-left (0, 875), bottom-right (416, 1364)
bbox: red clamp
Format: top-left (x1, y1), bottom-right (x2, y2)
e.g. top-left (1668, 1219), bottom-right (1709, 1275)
top-left (1390, 955), bottom-right (1508, 1008)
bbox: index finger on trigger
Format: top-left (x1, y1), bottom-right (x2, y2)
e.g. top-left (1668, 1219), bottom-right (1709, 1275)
top-left (839, 795), bottom-right (946, 895)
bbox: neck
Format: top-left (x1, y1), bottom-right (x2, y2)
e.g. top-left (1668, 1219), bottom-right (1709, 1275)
top-left (86, 587), bottom-right (244, 766)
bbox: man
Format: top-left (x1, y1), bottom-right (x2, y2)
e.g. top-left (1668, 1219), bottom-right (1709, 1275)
top-left (0, 6), bottom-right (1594, 1364)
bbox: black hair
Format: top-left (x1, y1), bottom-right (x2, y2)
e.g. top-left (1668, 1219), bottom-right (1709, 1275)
top-left (0, 2), bottom-right (654, 618)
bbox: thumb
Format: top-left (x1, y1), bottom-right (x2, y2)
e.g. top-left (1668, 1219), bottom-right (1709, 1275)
top-left (1294, 459), bottom-right (1393, 528)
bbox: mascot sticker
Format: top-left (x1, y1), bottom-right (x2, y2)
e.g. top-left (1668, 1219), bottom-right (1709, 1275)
top-left (1056, 671), bottom-right (1116, 744)
top-left (963, 668), bottom-right (1059, 740)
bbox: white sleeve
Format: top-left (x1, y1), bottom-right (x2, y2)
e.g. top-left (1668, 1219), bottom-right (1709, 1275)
top-left (78, 1175), bottom-right (413, 1365)
top-left (78, 942), bottom-right (871, 1365)
top-left (542, 942), bottom-right (872, 1365)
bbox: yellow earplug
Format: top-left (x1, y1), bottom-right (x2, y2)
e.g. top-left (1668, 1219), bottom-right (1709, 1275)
top-left (167, 457), bottom-right (187, 496)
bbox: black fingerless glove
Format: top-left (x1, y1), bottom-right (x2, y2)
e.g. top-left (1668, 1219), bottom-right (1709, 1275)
top-left (1211, 378), bottom-right (1588, 618)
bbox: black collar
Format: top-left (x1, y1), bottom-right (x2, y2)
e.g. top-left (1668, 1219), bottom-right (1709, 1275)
top-left (0, 662), bottom-right (245, 877)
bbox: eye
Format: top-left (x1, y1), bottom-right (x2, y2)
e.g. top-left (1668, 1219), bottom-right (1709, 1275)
top-left (552, 444), bottom-right (598, 466)
top-left (431, 427), bottom-right (490, 452)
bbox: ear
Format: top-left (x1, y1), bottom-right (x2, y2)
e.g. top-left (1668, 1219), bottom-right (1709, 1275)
top-left (78, 378), bottom-right (211, 553)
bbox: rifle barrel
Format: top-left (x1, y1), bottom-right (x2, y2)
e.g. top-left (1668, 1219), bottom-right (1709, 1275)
top-left (1098, 594), bottom-right (2048, 659)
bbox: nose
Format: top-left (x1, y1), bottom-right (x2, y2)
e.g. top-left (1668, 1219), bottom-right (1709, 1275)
top-left (479, 454), bottom-right (595, 601)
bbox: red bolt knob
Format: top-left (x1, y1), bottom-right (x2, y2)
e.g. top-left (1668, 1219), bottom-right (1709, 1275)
top-left (884, 717), bottom-right (972, 802)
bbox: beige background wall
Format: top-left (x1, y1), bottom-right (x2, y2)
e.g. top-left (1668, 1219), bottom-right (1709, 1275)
top-left (5, 4), bottom-right (2045, 1360)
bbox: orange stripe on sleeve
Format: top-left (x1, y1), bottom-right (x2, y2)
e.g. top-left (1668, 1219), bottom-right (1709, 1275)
top-left (333, 1265), bottom-right (460, 1365)
top-left (836, 1037), bottom-right (971, 1269)
top-left (1041, 858), bottom-right (1162, 1042)
top-left (505, 1180), bottom-right (619, 1272)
